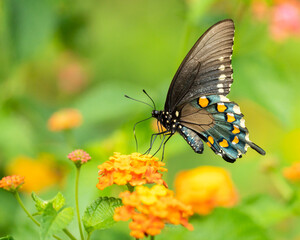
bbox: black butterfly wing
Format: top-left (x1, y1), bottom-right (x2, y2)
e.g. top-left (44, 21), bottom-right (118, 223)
top-left (165, 19), bottom-right (235, 113)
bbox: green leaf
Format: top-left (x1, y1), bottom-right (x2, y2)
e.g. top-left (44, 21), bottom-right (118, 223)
top-left (32, 192), bottom-right (65, 215)
top-left (158, 208), bottom-right (270, 240)
top-left (40, 204), bottom-right (74, 240)
top-left (5, 0), bottom-right (56, 60)
top-left (0, 236), bottom-right (14, 240)
top-left (239, 194), bottom-right (290, 227)
top-left (82, 197), bottom-right (123, 234)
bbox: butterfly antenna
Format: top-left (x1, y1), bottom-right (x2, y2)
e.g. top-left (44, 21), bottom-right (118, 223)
top-left (125, 95), bottom-right (153, 109)
top-left (142, 89), bottom-right (156, 109)
top-left (133, 116), bottom-right (153, 152)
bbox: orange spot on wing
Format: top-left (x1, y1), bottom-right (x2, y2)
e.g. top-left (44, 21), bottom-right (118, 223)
top-left (232, 136), bottom-right (239, 144)
top-left (208, 136), bottom-right (214, 144)
top-left (199, 97), bottom-right (209, 107)
top-left (232, 125), bottom-right (240, 134)
top-left (217, 103), bottom-right (227, 112)
top-left (206, 142), bottom-right (212, 147)
top-left (227, 113), bottom-right (235, 123)
top-left (219, 139), bottom-right (229, 148)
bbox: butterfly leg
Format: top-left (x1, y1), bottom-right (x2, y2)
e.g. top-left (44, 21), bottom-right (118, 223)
top-left (152, 134), bottom-right (166, 157)
top-left (144, 131), bottom-right (168, 155)
top-left (161, 134), bottom-right (173, 161)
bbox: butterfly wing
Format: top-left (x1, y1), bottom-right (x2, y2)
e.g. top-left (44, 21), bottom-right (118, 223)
top-left (165, 19), bottom-right (235, 113)
top-left (177, 95), bottom-right (265, 162)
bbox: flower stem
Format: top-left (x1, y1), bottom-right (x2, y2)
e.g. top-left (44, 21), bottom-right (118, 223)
top-left (63, 229), bottom-right (77, 240)
top-left (14, 192), bottom-right (40, 227)
top-left (87, 233), bottom-right (91, 240)
top-left (64, 129), bottom-right (76, 150)
top-left (75, 166), bottom-right (85, 240)
top-left (150, 236), bottom-right (155, 240)
top-left (269, 170), bottom-right (293, 201)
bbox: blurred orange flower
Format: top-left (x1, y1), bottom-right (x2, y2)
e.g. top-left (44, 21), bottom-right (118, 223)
top-left (97, 152), bottom-right (167, 190)
top-left (174, 166), bottom-right (238, 215)
top-left (6, 154), bottom-right (65, 193)
top-left (0, 175), bottom-right (25, 192)
top-left (48, 108), bottom-right (82, 132)
top-left (283, 162), bottom-right (300, 182)
top-left (114, 185), bottom-right (193, 239)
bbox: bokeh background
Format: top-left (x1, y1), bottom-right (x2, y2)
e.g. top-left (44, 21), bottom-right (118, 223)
top-left (1, 0), bottom-right (300, 239)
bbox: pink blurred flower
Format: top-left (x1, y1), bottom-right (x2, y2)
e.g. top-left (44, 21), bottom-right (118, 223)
top-left (252, 0), bottom-right (300, 41)
top-left (57, 52), bottom-right (89, 94)
top-left (270, 0), bottom-right (300, 41)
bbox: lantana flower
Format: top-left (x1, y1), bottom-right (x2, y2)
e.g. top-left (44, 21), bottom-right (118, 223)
top-left (174, 166), bottom-right (238, 215)
top-left (96, 152), bottom-right (167, 190)
top-left (0, 175), bottom-right (25, 192)
top-left (48, 108), bottom-right (82, 131)
top-left (68, 149), bottom-right (91, 166)
top-left (114, 185), bottom-right (193, 239)
top-left (283, 161), bottom-right (300, 181)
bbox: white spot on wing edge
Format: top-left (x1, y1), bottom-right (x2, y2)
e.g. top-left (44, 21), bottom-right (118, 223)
top-left (218, 65), bottom-right (225, 71)
top-left (219, 95), bottom-right (230, 102)
top-left (240, 118), bottom-right (246, 128)
top-left (233, 105), bottom-right (241, 114)
top-left (245, 133), bottom-right (250, 141)
top-left (218, 88), bottom-right (224, 93)
top-left (219, 74), bottom-right (226, 81)
top-left (217, 83), bottom-right (223, 88)
top-left (219, 56), bottom-right (224, 61)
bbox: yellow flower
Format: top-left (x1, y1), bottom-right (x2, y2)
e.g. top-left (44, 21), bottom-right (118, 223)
top-left (174, 166), bottom-right (238, 215)
top-left (47, 108), bottom-right (82, 131)
top-left (6, 154), bottom-right (65, 193)
top-left (283, 161), bottom-right (300, 182)
top-left (0, 175), bottom-right (25, 192)
top-left (96, 152), bottom-right (167, 190)
top-left (114, 185), bottom-right (193, 239)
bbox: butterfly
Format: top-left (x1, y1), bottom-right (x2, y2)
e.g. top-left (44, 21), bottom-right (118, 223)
top-left (151, 19), bottom-right (266, 163)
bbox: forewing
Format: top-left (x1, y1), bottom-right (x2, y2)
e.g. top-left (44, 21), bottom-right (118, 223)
top-left (165, 19), bottom-right (235, 112)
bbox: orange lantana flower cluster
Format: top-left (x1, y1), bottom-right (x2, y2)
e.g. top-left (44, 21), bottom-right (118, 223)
top-left (48, 108), bottom-right (82, 131)
top-left (96, 152), bottom-right (167, 190)
top-left (283, 161), bottom-right (300, 181)
top-left (0, 175), bottom-right (25, 192)
top-left (114, 185), bottom-right (194, 239)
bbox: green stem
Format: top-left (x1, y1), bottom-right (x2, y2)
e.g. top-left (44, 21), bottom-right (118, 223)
top-left (150, 236), bottom-right (155, 240)
top-left (269, 170), bottom-right (293, 201)
top-left (75, 166), bottom-right (85, 240)
top-left (87, 233), bottom-right (91, 240)
top-left (14, 192), bottom-right (40, 227)
top-left (64, 129), bottom-right (76, 150)
top-left (63, 229), bottom-right (77, 240)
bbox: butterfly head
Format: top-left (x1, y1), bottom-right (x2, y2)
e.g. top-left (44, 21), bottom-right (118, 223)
top-left (151, 110), bottom-right (161, 119)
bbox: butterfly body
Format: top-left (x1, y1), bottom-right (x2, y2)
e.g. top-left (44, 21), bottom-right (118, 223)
top-left (150, 19), bottom-right (265, 163)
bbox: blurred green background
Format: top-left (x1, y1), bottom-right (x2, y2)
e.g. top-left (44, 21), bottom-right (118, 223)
top-left (1, 0), bottom-right (300, 239)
